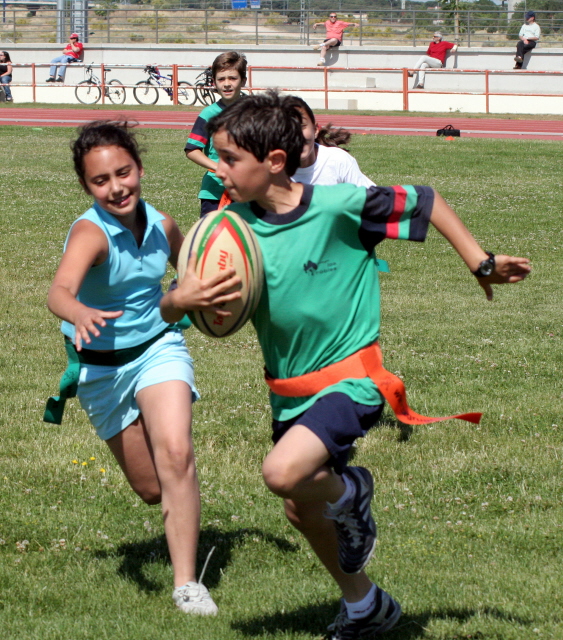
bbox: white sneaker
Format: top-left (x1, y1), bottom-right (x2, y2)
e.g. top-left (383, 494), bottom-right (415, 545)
top-left (172, 581), bottom-right (218, 615)
top-left (317, 58), bottom-right (326, 66)
top-left (312, 44), bottom-right (321, 50)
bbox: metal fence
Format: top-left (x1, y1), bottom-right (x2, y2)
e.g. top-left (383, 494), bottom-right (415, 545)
top-left (7, 62), bottom-right (563, 114)
top-left (1, 7), bottom-right (563, 47)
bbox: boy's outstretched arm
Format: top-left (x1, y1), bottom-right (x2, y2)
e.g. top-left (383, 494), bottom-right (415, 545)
top-left (430, 190), bottom-right (531, 301)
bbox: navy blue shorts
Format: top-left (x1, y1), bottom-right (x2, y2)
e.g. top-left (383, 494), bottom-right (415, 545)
top-left (324, 38), bottom-right (342, 47)
top-left (200, 198), bottom-right (220, 218)
top-left (271, 392), bottom-right (384, 475)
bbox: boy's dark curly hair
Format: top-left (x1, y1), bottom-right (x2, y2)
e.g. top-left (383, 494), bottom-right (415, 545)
top-left (207, 90), bottom-right (304, 177)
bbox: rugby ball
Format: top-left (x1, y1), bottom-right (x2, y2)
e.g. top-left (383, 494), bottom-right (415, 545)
top-left (177, 209), bottom-right (264, 338)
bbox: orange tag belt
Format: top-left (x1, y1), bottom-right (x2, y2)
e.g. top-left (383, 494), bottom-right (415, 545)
top-left (265, 342), bottom-right (481, 425)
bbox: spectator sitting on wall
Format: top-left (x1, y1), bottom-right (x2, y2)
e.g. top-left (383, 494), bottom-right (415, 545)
top-left (514, 11), bottom-right (540, 69)
top-left (409, 32), bottom-right (457, 89)
top-left (312, 12), bottom-right (359, 67)
top-left (0, 51), bottom-right (13, 102)
top-left (46, 33), bottom-right (83, 83)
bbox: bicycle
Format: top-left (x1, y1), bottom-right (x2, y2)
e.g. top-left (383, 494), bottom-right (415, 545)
top-left (75, 64), bottom-right (126, 105)
top-left (193, 67), bottom-right (217, 106)
top-left (133, 65), bottom-right (196, 106)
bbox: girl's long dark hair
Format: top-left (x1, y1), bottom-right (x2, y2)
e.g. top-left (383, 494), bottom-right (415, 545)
top-left (71, 120), bottom-right (143, 181)
top-left (281, 95), bottom-right (352, 151)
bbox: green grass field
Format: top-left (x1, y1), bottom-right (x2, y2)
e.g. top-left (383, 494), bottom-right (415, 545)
top-left (0, 125), bottom-right (561, 640)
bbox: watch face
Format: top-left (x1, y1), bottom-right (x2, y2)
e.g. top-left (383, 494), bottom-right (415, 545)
top-left (480, 262), bottom-right (494, 277)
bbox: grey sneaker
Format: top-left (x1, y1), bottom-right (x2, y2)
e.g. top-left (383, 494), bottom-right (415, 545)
top-left (172, 581), bottom-right (218, 615)
top-left (325, 466), bottom-right (376, 574)
top-left (326, 588), bottom-right (402, 639)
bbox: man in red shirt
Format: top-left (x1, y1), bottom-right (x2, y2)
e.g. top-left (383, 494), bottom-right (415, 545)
top-left (46, 33), bottom-right (84, 83)
top-left (312, 12), bottom-right (359, 67)
top-left (409, 32), bottom-right (457, 89)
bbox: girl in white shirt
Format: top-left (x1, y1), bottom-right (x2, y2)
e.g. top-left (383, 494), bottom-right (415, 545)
top-left (287, 96), bottom-right (375, 188)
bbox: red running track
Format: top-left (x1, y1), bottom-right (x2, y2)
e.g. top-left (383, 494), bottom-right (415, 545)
top-left (1, 107), bottom-right (563, 140)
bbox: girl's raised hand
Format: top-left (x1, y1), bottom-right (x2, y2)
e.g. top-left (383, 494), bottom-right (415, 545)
top-left (73, 306), bottom-right (124, 351)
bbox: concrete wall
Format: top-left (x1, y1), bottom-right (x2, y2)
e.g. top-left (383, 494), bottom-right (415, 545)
top-left (5, 42), bottom-right (563, 114)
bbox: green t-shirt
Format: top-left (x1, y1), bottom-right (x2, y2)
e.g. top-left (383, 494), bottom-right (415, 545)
top-left (184, 101), bottom-right (225, 201)
top-left (228, 183), bottom-right (434, 421)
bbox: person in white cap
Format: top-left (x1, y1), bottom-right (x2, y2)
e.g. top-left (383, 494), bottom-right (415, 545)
top-left (409, 32), bottom-right (457, 89)
top-left (46, 33), bottom-right (83, 83)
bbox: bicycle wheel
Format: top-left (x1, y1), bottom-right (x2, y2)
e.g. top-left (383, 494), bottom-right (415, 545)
top-left (75, 80), bottom-right (101, 105)
top-left (199, 87), bottom-right (215, 106)
top-left (107, 79), bottom-right (126, 105)
top-left (133, 80), bottom-right (159, 105)
top-left (177, 81), bottom-right (197, 106)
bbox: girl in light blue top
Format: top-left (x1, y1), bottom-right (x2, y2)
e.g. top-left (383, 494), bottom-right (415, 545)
top-left (47, 121), bottom-right (240, 616)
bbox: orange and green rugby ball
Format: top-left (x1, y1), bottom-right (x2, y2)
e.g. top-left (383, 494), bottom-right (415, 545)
top-left (177, 209), bottom-right (264, 338)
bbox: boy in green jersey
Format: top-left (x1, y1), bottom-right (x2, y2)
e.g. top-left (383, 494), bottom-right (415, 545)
top-left (164, 91), bottom-right (531, 639)
top-left (184, 51), bottom-right (247, 217)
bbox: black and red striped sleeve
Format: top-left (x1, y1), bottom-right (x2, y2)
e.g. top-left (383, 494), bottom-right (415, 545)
top-left (184, 115), bottom-right (209, 153)
top-left (358, 185), bottom-right (434, 251)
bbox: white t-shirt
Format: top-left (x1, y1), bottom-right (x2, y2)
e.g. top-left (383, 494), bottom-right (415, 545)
top-left (293, 144), bottom-right (376, 188)
top-left (519, 22), bottom-right (541, 40)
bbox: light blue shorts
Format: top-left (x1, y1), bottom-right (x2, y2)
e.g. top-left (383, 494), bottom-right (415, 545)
top-left (76, 330), bottom-right (199, 441)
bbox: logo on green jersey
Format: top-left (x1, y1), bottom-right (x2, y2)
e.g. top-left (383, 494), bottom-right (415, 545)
top-left (303, 260), bottom-right (318, 275)
top-left (303, 259), bottom-right (337, 276)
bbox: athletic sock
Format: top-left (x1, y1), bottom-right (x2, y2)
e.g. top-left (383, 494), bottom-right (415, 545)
top-left (345, 582), bottom-right (377, 620)
top-left (327, 472), bottom-right (355, 511)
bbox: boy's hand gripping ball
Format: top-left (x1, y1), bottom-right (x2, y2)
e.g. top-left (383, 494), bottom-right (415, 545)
top-left (177, 209), bottom-right (264, 338)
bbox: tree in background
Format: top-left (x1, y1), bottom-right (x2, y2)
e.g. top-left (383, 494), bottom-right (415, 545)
top-left (438, 0), bottom-right (504, 37)
top-left (507, 0), bottom-right (563, 39)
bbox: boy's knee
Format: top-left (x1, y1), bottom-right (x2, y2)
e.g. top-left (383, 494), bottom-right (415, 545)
top-left (262, 458), bottom-right (301, 498)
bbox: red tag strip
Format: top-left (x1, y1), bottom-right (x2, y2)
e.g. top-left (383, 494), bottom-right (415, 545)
top-left (265, 343), bottom-right (482, 426)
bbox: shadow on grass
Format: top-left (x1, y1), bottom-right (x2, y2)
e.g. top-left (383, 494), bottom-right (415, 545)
top-left (94, 525), bottom-right (299, 593)
top-left (232, 604), bottom-right (532, 638)
top-left (370, 412), bottom-right (414, 442)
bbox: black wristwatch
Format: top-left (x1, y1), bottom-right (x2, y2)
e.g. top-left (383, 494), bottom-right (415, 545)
top-left (472, 252), bottom-right (495, 278)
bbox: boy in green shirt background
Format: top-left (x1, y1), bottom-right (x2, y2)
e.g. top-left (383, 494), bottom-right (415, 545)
top-left (184, 51), bottom-right (247, 217)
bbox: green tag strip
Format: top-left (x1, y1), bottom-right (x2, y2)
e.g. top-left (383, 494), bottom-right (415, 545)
top-left (43, 339), bottom-right (80, 425)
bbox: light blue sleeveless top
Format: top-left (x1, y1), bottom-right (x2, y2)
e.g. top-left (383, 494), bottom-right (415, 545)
top-left (61, 200), bottom-right (170, 350)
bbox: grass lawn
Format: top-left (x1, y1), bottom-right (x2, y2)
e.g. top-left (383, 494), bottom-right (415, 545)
top-left (0, 125), bottom-right (560, 639)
